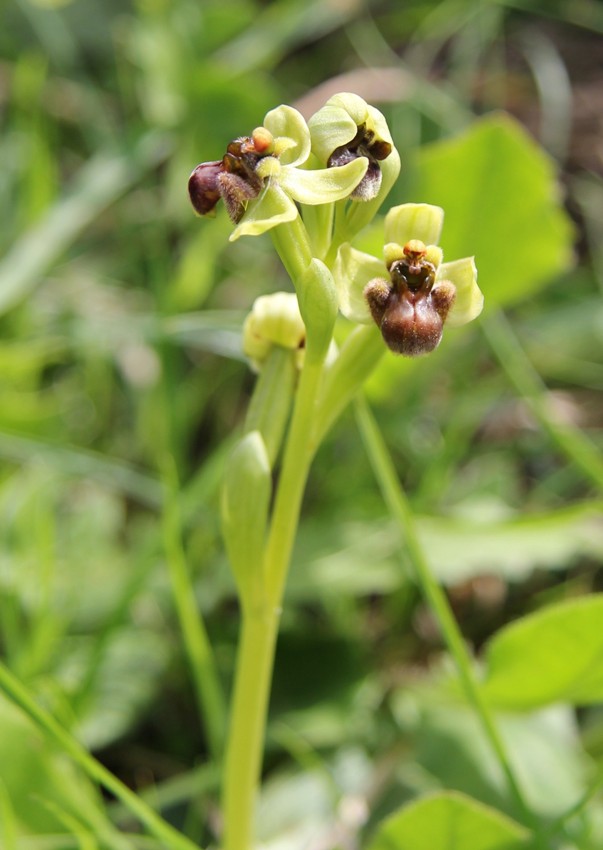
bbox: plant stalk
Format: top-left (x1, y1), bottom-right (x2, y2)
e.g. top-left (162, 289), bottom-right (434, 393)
top-left (483, 310), bottom-right (603, 494)
top-left (221, 215), bottom-right (326, 850)
top-left (354, 395), bottom-right (547, 847)
top-left (221, 354), bottom-right (324, 850)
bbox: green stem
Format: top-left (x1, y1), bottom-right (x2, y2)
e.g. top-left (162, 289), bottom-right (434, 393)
top-left (483, 311), bottom-right (603, 493)
top-left (221, 355), bottom-right (324, 850)
top-left (222, 609), bottom-right (279, 850)
top-left (244, 346), bottom-right (297, 467)
top-left (0, 661), bottom-right (199, 850)
top-left (264, 357), bottom-right (324, 603)
top-left (161, 457), bottom-right (226, 762)
top-left (221, 213), bottom-right (331, 850)
top-left (268, 214), bottom-right (312, 280)
top-left (354, 395), bottom-right (545, 843)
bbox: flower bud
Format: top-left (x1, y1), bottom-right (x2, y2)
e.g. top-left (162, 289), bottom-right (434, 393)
top-left (221, 431), bottom-right (271, 602)
top-left (243, 292), bottom-right (306, 371)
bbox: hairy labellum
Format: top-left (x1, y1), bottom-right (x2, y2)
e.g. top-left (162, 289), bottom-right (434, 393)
top-left (327, 123), bottom-right (392, 202)
top-left (379, 289), bottom-right (445, 356)
top-left (364, 251), bottom-right (456, 357)
top-left (188, 161), bottom-right (223, 216)
top-left (188, 134), bottom-right (270, 222)
top-left (220, 141), bottom-right (265, 222)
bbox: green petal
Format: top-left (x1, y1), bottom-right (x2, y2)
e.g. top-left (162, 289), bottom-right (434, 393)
top-left (280, 158), bottom-right (368, 205)
top-left (229, 184), bottom-right (298, 241)
top-left (263, 105), bottom-right (310, 167)
top-left (333, 243), bottom-right (386, 323)
top-left (308, 103), bottom-right (358, 164)
top-left (385, 203), bottom-right (444, 247)
top-left (437, 256), bottom-right (484, 327)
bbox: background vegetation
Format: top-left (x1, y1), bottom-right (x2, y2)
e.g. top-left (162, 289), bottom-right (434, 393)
top-left (1, 0), bottom-right (603, 847)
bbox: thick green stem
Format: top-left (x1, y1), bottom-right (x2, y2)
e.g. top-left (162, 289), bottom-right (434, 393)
top-left (222, 609), bottom-right (279, 850)
top-left (354, 395), bottom-right (546, 846)
top-left (221, 356), bottom-right (324, 850)
top-left (221, 216), bottom-right (327, 850)
top-left (268, 214), bottom-right (312, 281)
top-left (244, 346), bottom-right (297, 467)
top-left (264, 357), bottom-right (324, 604)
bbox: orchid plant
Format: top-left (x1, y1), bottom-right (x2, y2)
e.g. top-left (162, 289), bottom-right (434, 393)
top-left (189, 93), bottom-right (484, 850)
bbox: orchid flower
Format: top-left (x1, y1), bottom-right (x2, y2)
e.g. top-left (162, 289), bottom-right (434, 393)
top-left (189, 105), bottom-right (369, 242)
top-left (333, 203), bottom-right (484, 356)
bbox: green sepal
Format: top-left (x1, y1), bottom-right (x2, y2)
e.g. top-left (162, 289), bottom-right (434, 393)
top-left (308, 100), bottom-right (358, 163)
top-left (221, 431), bottom-right (271, 603)
top-left (296, 259), bottom-right (339, 363)
top-left (385, 203), bottom-right (444, 248)
top-left (230, 184), bottom-right (297, 241)
top-left (263, 104), bottom-right (311, 167)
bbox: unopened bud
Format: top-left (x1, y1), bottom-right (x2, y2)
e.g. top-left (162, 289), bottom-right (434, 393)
top-left (243, 292), bottom-right (306, 371)
top-left (221, 431), bottom-right (271, 602)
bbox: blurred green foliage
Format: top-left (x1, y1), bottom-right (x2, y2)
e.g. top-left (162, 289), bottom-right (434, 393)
top-left (1, 0), bottom-right (603, 847)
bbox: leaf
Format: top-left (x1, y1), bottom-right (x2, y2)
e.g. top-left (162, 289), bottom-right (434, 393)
top-left (0, 430), bottom-right (163, 509)
top-left (0, 780), bottom-right (18, 850)
top-left (35, 799), bottom-right (100, 850)
top-left (367, 791), bottom-right (529, 850)
top-left (291, 503), bottom-right (603, 598)
top-left (397, 689), bottom-right (587, 819)
top-left (410, 114), bottom-right (575, 308)
top-left (418, 502), bottom-right (603, 584)
top-left (0, 133), bottom-right (171, 317)
top-left (0, 693), bottom-right (102, 834)
top-left (482, 594), bottom-right (603, 710)
top-left (73, 628), bottom-right (170, 750)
